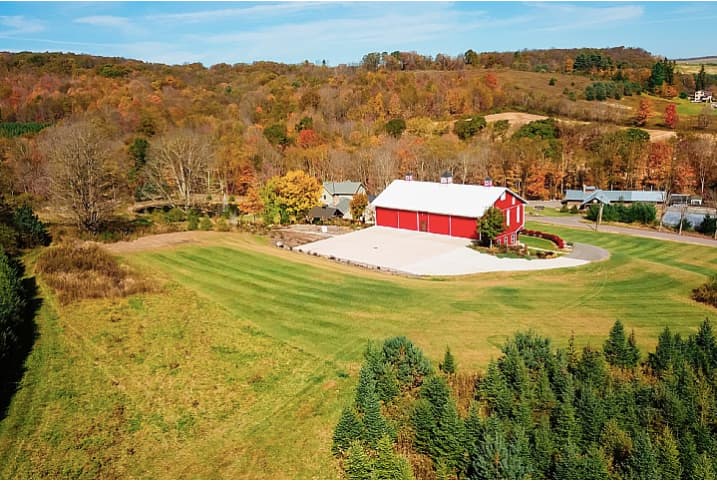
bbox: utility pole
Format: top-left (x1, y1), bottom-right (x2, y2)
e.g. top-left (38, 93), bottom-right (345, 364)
top-left (678, 203), bottom-right (687, 236)
top-left (594, 200), bottom-right (604, 232)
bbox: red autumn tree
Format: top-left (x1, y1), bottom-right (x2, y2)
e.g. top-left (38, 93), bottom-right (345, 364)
top-left (297, 128), bottom-right (319, 148)
top-left (664, 104), bottom-right (679, 129)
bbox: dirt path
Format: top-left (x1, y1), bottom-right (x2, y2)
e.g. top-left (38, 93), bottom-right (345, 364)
top-left (485, 112), bottom-right (676, 142)
top-left (104, 231), bottom-right (238, 254)
top-left (529, 215), bottom-right (717, 248)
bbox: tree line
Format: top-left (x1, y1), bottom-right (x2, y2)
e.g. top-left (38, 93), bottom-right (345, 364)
top-left (333, 320), bottom-right (717, 479)
top-left (1, 50), bottom-right (716, 234)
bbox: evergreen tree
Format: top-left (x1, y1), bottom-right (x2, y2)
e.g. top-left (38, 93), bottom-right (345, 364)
top-left (604, 320), bottom-right (631, 368)
top-left (600, 418), bottom-right (633, 478)
top-left (355, 365), bottom-right (376, 413)
top-left (679, 431), bottom-right (699, 479)
top-left (630, 430), bottom-right (658, 480)
top-left (554, 440), bottom-right (581, 480)
top-left (364, 341), bottom-right (400, 402)
top-left (344, 440), bottom-right (373, 480)
top-left (692, 452), bottom-right (716, 480)
top-left (362, 389), bottom-right (392, 448)
top-left (12, 204), bottom-right (50, 248)
top-left (626, 330), bottom-right (641, 367)
top-left (412, 399), bottom-right (436, 456)
top-left (479, 361), bottom-right (512, 417)
top-left (552, 395), bottom-right (581, 446)
top-left (464, 404), bottom-right (483, 478)
top-left (649, 327), bottom-right (681, 373)
top-left (574, 346), bottom-right (609, 387)
top-left (577, 385), bottom-right (606, 443)
top-left (333, 408), bottom-right (366, 455)
top-left (439, 346), bottom-right (456, 375)
top-left (532, 415), bottom-right (555, 478)
top-left (372, 435), bottom-right (413, 480)
top-left (690, 319), bottom-right (717, 376)
top-left (472, 417), bottom-right (519, 479)
top-left (416, 376), bottom-right (466, 470)
top-left (657, 426), bottom-right (682, 479)
top-left (0, 250), bottom-right (25, 362)
top-left (382, 336), bottom-right (433, 388)
top-left (580, 444), bottom-right (611, 479)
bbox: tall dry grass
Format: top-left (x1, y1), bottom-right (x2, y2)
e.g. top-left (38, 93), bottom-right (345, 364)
top-left (35, 243), bottom-right (153, 304)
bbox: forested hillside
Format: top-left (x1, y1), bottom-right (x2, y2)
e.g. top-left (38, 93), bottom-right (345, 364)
top-left (0, 48), bottom-right (716, 230)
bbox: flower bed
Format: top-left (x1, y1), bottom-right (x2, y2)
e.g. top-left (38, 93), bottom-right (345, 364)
top-left (521, 229), bottom-right (565, 249)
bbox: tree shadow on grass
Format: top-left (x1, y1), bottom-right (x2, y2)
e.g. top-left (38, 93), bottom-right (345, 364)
top-left (0, 265), bottom-right (42, 420)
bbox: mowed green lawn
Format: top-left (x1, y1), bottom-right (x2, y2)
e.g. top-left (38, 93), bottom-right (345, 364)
top-left (1, 224), bottom-right (716, 479)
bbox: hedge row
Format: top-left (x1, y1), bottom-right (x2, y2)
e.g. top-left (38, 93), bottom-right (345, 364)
top-left (521, 229), bottom-right (566, 249)
top-left (586, 202), bottom-right (657, 224)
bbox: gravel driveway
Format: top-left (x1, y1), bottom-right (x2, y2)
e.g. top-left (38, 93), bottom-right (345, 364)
top-left (296, 226), bottom-right (603, 276)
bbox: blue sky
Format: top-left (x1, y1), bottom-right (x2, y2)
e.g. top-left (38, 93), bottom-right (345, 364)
top-left (0, 2), bottom-right (715, 66)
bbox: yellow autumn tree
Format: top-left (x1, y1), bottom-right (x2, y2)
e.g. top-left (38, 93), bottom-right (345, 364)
top-left (263, 170), bottom-right (322, 223)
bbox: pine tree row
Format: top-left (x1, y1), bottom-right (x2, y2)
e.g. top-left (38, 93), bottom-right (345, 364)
top-left (333, 320), bottom-right (717, 479)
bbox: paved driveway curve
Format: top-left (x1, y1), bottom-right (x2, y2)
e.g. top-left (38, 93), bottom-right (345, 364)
top-left (296, 226), bottom-right (604, 277)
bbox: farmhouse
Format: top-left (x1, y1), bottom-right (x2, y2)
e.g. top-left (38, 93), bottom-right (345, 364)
top-left (371, 179), bottom-right (526, 245)
top-left (319, 181), bottom-right (367, 220)
top-left (562, 187), bottom-right (665, 209)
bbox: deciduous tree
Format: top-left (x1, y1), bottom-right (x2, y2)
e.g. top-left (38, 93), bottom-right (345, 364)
top-left (42, 119), bottom-right (120, 232)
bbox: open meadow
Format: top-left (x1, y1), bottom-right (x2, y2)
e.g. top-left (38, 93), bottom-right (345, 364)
top-left (0, 223), bottom-right (716, 478)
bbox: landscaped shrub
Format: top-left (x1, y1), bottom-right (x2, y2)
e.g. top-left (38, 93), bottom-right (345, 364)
top-left (164, 207), bottom-right (186, 223)
top-left (215, 217), bottom-right (230, 232)
top-left (521, 229), bottom-right (565, 249)
top-left (692, 276), bottom-right (717, 308)
top-left (35, 243), bottom-right (152, 304)
top-left (199, 217), bottom-right (212, 231)
top-left (698, 215), bottom-right (716, 236)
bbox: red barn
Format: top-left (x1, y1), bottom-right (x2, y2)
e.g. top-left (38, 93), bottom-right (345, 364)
top-left (371, 180), bottom-right (526, 245)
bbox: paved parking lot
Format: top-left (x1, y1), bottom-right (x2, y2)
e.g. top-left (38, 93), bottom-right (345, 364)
top-left (295, 226), bottom-right (600, 276)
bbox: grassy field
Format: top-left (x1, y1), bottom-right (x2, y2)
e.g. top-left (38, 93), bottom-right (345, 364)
top-left (520, 234), bottom-right (559, 250)
top-left (1, 224), bottom-right (716, 478)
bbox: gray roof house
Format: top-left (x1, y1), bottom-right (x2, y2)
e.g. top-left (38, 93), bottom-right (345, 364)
top-left (320, 181), bottom-right (367, 220)
top-left (563, 188), bottom-right (666, 209)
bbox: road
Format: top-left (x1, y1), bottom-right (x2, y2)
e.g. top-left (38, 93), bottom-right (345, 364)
top-left (528, 215), bottom-right (717, 248)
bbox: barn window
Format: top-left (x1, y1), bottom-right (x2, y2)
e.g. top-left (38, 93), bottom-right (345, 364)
top-left (511, 233), bottom-right (516, 245)
top-left (506, 208), bottom-right (510, 226)
top-left (500, 192), bottom-right (506, 201)
top-left (511, 196), bottom-right (515, 205)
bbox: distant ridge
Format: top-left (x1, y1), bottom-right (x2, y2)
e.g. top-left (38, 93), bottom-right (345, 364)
top-left (675, 56), bottom-right (717, 64)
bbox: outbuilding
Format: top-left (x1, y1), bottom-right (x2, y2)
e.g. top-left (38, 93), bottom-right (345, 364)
top-left (371, 179), bottom-right (526, 245)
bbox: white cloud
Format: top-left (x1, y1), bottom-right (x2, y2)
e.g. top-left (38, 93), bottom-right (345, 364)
top-left (74, 15), bottom-right (143, 36)
top-left (146, 2), bottom-right (323, 24)
top-left (0, 15), bottom-right (44, 36)
top-left (529, 4), bottom-right (645, 32)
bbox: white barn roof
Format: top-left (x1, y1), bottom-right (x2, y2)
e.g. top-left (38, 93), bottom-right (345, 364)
top-left (371, 180), bottom-right (524, 219)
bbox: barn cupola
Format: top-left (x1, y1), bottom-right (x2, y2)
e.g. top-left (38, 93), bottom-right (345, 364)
top-left (484, 176), bottom-right (493, 187)
top-left (404, 172), bottom-right (413, 182)
top-left (440, 170), bottom-right (453, 184)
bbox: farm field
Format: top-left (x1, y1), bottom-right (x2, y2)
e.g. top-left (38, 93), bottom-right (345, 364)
top-left (1, 223), bottom-right (716, 479)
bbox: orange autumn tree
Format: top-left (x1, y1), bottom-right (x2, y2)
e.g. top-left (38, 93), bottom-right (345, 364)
top-left (634, 99), bottom-right (651, 127)
top-left (664, 104), bottom-right (679, 129)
